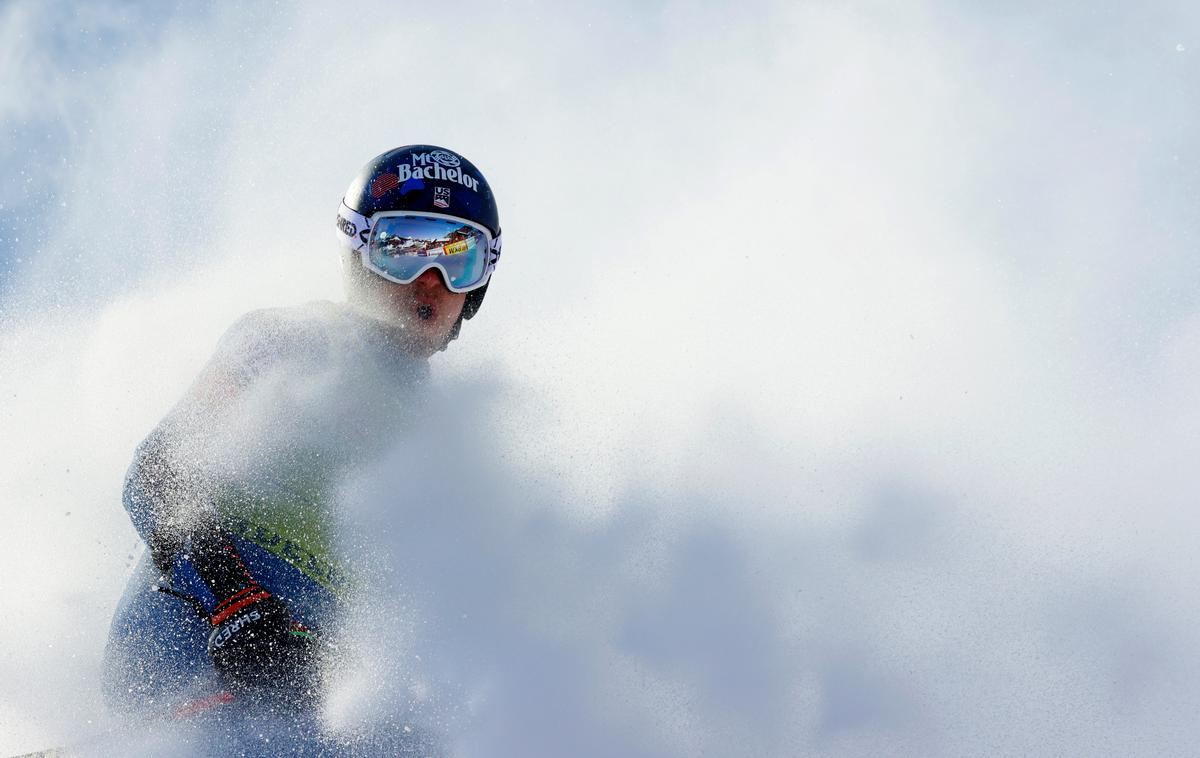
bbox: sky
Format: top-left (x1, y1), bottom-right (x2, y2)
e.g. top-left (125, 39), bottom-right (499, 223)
top-left (2, 0), bottom-right (1200, 755)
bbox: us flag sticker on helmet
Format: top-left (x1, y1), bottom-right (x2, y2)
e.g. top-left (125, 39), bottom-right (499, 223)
top-left (433, 186), bottom-right (451, 209)
top-left (370, 172), bottom-right (399, 198)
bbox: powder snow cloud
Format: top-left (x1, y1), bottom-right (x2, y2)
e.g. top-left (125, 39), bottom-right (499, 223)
top-left (2, 1), bottom-right (1199, 755)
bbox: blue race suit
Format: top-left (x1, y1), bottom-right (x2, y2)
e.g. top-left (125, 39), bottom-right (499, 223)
top-left (103, 301), bottom-right (428, 712)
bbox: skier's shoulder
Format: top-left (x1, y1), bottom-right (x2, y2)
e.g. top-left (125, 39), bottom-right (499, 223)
top-left (214, 301), bottom-right (350, 373)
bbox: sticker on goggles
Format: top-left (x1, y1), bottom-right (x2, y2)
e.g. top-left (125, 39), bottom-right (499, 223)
top-left (365, 213), bottom-right (492, 293)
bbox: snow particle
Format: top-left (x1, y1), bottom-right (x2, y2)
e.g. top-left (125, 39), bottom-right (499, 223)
top-left (1177, 43), bottom-right (1187, 52)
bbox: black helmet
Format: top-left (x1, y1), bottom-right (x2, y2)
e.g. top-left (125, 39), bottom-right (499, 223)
top-left (336, 145), bottom-right (502, 322)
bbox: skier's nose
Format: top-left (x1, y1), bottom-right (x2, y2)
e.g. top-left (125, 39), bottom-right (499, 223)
top-left (413, 268), bottom-right (448, 291)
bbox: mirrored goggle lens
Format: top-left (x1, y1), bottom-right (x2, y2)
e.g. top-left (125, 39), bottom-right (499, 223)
top-left (366, 214), bottom-right (490, 292)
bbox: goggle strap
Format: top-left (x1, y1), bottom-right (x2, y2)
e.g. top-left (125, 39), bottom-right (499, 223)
top-left (489, 231), bottom-right (502, 267)
top-left (336, 202), bottom-right (371, 252)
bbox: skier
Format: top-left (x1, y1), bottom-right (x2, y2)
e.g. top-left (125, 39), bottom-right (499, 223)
top-left (103, 145), bottom-right (503, 725)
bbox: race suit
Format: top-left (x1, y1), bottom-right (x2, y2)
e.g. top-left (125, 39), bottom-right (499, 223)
top-left (103, 301), bottom-right (428, 710)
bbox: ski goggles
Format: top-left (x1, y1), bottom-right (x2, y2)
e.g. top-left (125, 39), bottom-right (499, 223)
top-left (336, 203), bottom-right (501, 293)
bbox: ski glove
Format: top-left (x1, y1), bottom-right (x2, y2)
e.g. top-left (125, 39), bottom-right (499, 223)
top-left (207, 588), bottom-right (319, 695)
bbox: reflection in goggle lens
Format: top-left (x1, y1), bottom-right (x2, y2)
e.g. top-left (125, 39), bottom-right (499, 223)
top-left (366, 214), bottom-right (490, 292)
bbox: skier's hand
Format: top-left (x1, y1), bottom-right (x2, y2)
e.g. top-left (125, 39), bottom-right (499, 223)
top-left (207, 588), bottom-right (319, 696)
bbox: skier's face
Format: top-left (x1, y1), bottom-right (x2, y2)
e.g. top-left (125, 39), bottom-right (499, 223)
top-left (354, 267), bottom-right (467, 357)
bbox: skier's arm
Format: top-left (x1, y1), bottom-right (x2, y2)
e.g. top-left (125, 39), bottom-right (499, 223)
top-left (122, 310), bottom-right (319, 690)
top-left (123, 307), bottom-right (298, 558)
top-left (122, 310), bottom-right (277, 573)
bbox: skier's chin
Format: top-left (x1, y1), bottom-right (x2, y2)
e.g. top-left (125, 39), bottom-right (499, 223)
top-left (404, 317), bottom-right (446, 355)
top-left (380, 321), bottom-right (441, 358)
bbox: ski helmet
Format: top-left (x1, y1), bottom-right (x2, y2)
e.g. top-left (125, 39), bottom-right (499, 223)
top-left (336, 145), bottom-right (502, 327)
